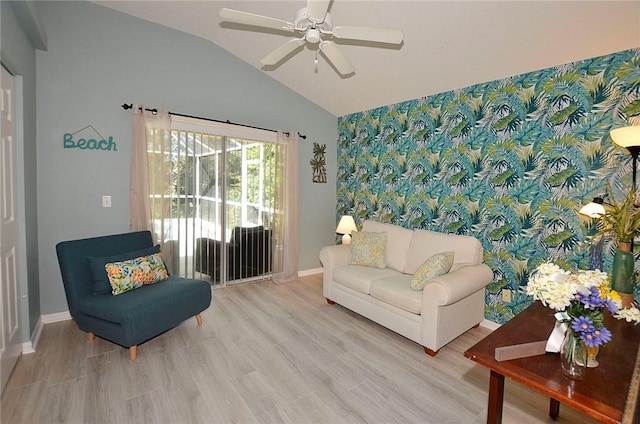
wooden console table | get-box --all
[465,302,640,424]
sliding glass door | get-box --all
[147,118,277,287]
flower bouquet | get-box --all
[526,262,640,379]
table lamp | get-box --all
[578,197,609,271]
[336,215,357,244]
[578,197,606,218]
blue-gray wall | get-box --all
[1,2,42,340]
[35,1,337,315]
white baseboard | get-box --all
[22,311,72,354]
[41,311,72,324]
[22,342,35,354]
[299,267,322,277]
[22,315,42,354]
[480,319,500,331]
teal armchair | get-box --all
[56,231,211,359]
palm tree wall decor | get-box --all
[311,142,327,183]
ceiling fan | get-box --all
[219,0,404,76]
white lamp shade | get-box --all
[578,202,606,218]
[611,126,640,148]
[336,215,357,235]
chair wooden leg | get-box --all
[424,346,438,357]
[88,332,95,341]
[196,313,203,326]
[129,345,137,360]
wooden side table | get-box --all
[465,302,640,424]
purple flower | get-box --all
[580,327,611,348]
[571,316,594,334]
[581,332,597,348]
[576,287,606,310]
[595,327,612,344]
[605,299,619,314]
[574,291,587,304]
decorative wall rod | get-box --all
[121,103,306,139]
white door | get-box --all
[0,64,21,393]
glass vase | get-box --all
[560,328,588,380]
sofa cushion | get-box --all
[410,251,454,291]
[350,231,387,269]
[77,276,211,346]
[370,275,422,315]
[362,220,413,272]
[403,230,483,274]
[333,265,400,294]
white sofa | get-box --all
[319,220,493,356]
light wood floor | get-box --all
[2,273,597,424]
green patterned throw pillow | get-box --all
[105,252,169,295]
[87,244,162,295]
[349,231,387,269]
[410,251,454,290]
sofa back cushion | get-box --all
[362,220,414,272]
[403,230,484,275]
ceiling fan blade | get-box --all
[306,0,331,22]
[319,41,355,76]
[220,8,294,31]
[261,38,306,66]
[332,26,404,44]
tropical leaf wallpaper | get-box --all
[337,48,640,324]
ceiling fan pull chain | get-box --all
[314,49,319,73]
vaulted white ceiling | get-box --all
[93,1,640,117]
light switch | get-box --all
[102,195,112,208]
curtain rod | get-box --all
[121,103,306,139]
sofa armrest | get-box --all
[319,244,351,270]
[422,264,493,306]
[319,244,351,299]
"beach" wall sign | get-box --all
[63,133,117,151]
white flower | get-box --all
[573,269,608,288]
[525,263,577,311]
[615,306,640,324]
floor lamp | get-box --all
[611,126,640,188]
[610,125,640,305]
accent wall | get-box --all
[337,49,640,324]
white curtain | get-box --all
[129,106,174,267]
[272,130,299,284]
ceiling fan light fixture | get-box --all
[306,28,321,44]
